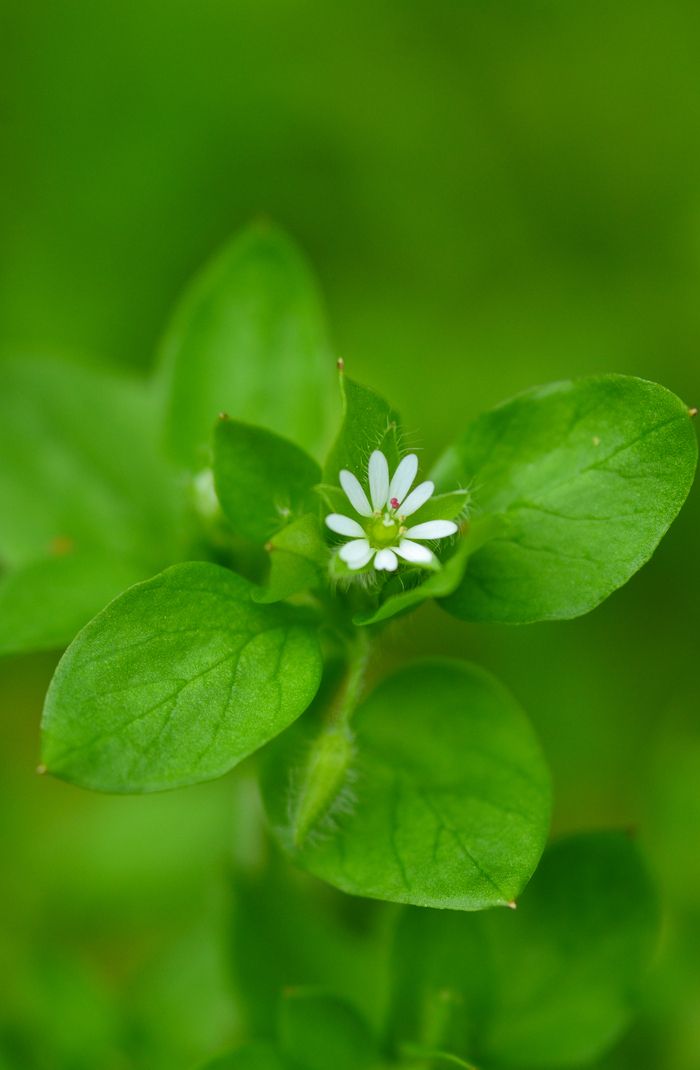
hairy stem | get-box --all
[327,625,372,729]
[291,628,372,847]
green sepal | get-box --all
[253,513,328,604]
[406,489,470,525]
[323,375,401,483]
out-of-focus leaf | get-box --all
[278,989,379,1070]
[158,223,337,468]
[0,551,144,655]
[0,356,180,572]
[198,1042,289,1069]
[389,831,659,1068]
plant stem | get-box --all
[327,625,371,730]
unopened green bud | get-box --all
[292,724,355,847]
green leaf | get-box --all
[40,562,322,792]
[158,223,337,468]
[0,356,180,572]
[389,831,659,1069]
[323,376,401,484]
[264,659,551,910]
[198,1043,290,1070]
[230,846,392,1038]
[213,418,321,542]
[0,551,146,655]
[278,989,379,1070]
[253,514,328,604]
[432,375,697,623]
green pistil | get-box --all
[367,514,400,548]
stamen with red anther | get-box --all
[390,497,400,510]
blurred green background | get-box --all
[1,1,698,1067]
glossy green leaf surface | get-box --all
[390,832,659,1069]
[41,562,322,792]
[214,418,321,543]
[433,376,697,623]
[264,659,551,910]
[158,223,337,468]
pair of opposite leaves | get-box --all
[39,367,697,913]
[1,225,694,910]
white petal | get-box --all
[339,538,372,563]
[388,453,418,505]
[374,548,398,571]
[404,520,458,540]
[368,450,390,509]
[341,541,374,570]
[347,548,374,570]
[399,480,435,516]
[339,470,372,517]
[325,513,365,537]
[395,538,434,564]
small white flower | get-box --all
[325,450,459,572]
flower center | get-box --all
[367,515,400,548]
